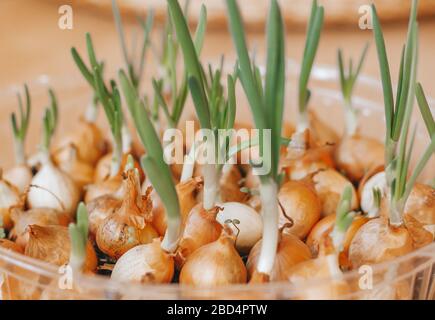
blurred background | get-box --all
[0,0,434,167]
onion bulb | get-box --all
[334,135,384,183]
[24,224,97,272]
[96,170,157,259]
[312,169,359,217]
[150,177,203,236]
[247,231,311,282]
[94,153,144,183]
[86,195,121,239]
[278,180,321,239]
[306,213,368,268]
[111,238,174,284]
[286,253,350,300]
[308,111,339,147]
[404,183,435,236]
[4,164,32,194]
[55,144,94,190]
[348,217,414,268]
[179,227,247,287]
[0,238,23,253]
[216,202,262,255]
[84,175,123,204]
[175,204,223,267]
[52,117,107,166]
[0,171,21,230]
[27,160,80,216]
[219,164,247,203]
[9,208,70,248]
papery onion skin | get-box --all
[278,180,321,239]
[306,213,368,269]
[312,169,359,217]
[4,164,32,194]
[24,225,97,272]
[334,135,384,183]
[247,232,311,282]
[216,202,262,255]
[52,118,107,166]
[111,239,174,284]
[404,183,435,235]
[86,195,121,239]
[96,172,156,259]
[175,204,223,267]
[0,238,23,253]
[308,111,339,147]
[0,177,21,230]
[27,162,80,216]
[10,208,70,248]
[84,175,123,204]
[179,232,247,287]
[219,165,247,203]
[55,147,95,190]
[286,255,350,300]
[94,153,145,183]
[348,217,414,268]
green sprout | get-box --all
[10,84,31,165]
[41,89,58,155]
[337,44,369,136]
[68,202,89,272]
[331,185,356,252]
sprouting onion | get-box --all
[68,202,89,272]
[337,44,369,136]
[297,0,324,132]
[119,70,181,253]
[10,85,31,165]
[330,185,356,252]
[372,0,434,226]
[226,0,285,277]
[72,34,124,177]
[168,0,238,210]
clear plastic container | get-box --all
[0,62,434,300]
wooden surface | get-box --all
[0,0,434,166]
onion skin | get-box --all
[179,231,247,287]
[84,175,123,204]
[10,208,70,248]
[306,213,368,269]
[247,232,311,282]
[308,111,339,147]
[27,162,80,216]
[4,164,32,194]
[282,146,335,181]
[216,202,262,255]
[0,177,21,230]
[96,171,157,259]
[312,169,359,217]
[219,165,247,203]
[52,118,107,166]
[0,238,23,253]
[111,239,174,284]
[86,195,121,239]
[404,183,435,235]
[286,255,350,300]
[334,135,384,183]
[24,225,97,272]
[348,217,414,268]
[175,204,223,267]
[278,181,321,239]
[151,177,203,236]
[94,153,144,183]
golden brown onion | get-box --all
[175,204,223,267]
[84,175,123,204]
[404,183,435,235]
[96,171,157,259]
[219,164,247,203]
[111,239,174,284]
[334,135,384,183]
[278,180,321,239]
[24,225,97,272]
[312,169,359,217]
[52,118,107,166]
[247,232,311,282]
[86,195,121,240]
[10,208,70,248]
[179,228,247,287]
[0,172,21,230]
